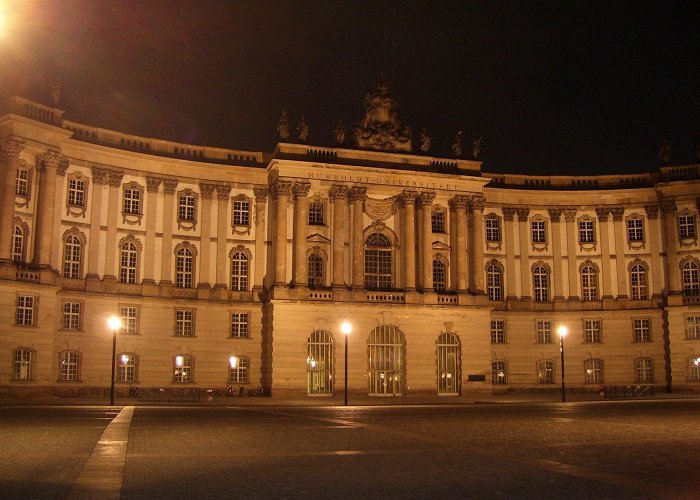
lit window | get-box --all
[490,320,505,344]
[433,259,446,291]
[584,359,603,384]
[487,262,503,301]
[307,330,334,395]
[233,199,250,226]
[230,312,249,338]
[431,210,445,233]
[367,325,405,396]
[118,353,137,382]
[682,261,699,294]
[678,214,696,239]
[686,315,700,340]
[175,309,194,337]
[364,233,392,290]
[581,265,598,301]
[175,247,194,288]
[485,217,501,242]
[62,302,81,330]
[627,217,644,242]
[635,358,654,383]
[583,319,601,343]
[178,194,196,221]
[13,349,33,381]
[633,318,651,342]
[437,332,460,394]
[229,355,249,384]
[689,356,700,381]
[536,320,552,344]
[531,220,546,243]
[308,202,325,225]
[230,252,249,291]
[491,360,507,385]
[578,219,595,243]
[173,355,193,382]
[123,188,141,214]
[120,242,138,284]
[533,265,549,302]
[120,307,138,335]
[307,253,324,288]
[630,263,648,300]
[537,360,554,384]
[16,295,35,326]
[63,235,82,279]
[59,351,80,381]
[67,178,85,207]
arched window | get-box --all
[63,235,82,279]
[173,354,193,382]
[12,225,24,262]
[682,261,699,294]
[580,264,598,301]
[433,259,446,291]
[364,233,392,290]
[367,325,405,396]
[307,253,325,288]
[13,348,33,381]
[584,358,604,384]
[634,358,654,383]
[175,247,194,288]
[532,265,549,302]
[307,330,334,395]
[537,360,554,384]
[486,261,503,301]
[491,360,507,385]
[120,242,138,284]
[231,251,249,291]
[59,351,81,381]
[229,355,249,384]
[436,333,460,394]
[630,262,648,300]
[117,353,138,382]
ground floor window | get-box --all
[537,360,554,384]
[689,356,700,381]
[585,358,603,384]
[307,330,334,395]
[174,355,193,382]
[635,358,654,383]
[436,332,460,394]
[492,360,507,385]
[118,353,137,382]
[229,356,249,384]
[59,351,80,381]
[368,325,405,396]
[13,349,32,381]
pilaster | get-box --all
[292,181,311,287]
[349,186,367,289]
[329,184,348,288]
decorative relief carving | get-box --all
[146,177,162,192]
[502,206,517,221]
[398,190,419,207]
[516,207,530,221]
[162,179,179,194]
[107,171,124,188]
[348,186,367,203]
[595,207,610,221]
[644,204,659,219]
[57,158,70,176]
[270,180,292,200]
[609,207,625,221]
[38,150,63,170]
[353,79,412,152]
[448,195,469,211]
[1,141,24,159]
[563,208,577,223]
[253,186,269,203]
[293,181,311,199]
[216,185,231,200]
[417,192,436,207]
[660,198,677,214]
[548,208,563,222]
[470,194,485,212]
[365,196,398,222]
[91,167,109,185]
[328,184,348,201]
[199,183,216,199]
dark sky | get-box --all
[2,0,699,174]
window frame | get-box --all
[431,207,446,233]
[232,195,251,227]
[536,319,553,344]
[577,217,596,245]
[308,200,326,226]
[230,248,250,292]
[530,217,547,245]
[484,214,502,243]
[678,211,697,240]
[174,243,197,288]
[16,294,36,327]
[634,357,654,383]
[230,311,250,339]
[229,355,250,384]
[625,214,645,244]
[490,319,506,344]
[364,232,393,291]
[432,256,447,291]
[173,354,194,383]
[629,261,649,300]
[491,360,507,385]
[584,358,604,384]
[580,262,599,302]
[174,308,195,337]
[686,314,700,340]
[681,259,699,295]
[532,264,550,302]
[13,348,34,381]
[62,231,84,279]
[633,317,651,343]
[583,318,602,343]
[122,183,143,215]
[537,360,554,384]
[117,352,138,383]
[307,250,326,288]
[61,300,82,331]
[58,350,81,382]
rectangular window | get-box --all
[536,320,552,344]
[585,359,603,384]
[485,218,501,242]
[13,349,32,381]
[16,295,35,326]
[230,312,249,338]
[635,358,654,383]
[686,315,700,339]
[583,319,601,343]
[490,320,506,344]
[67,179,85,207]
[123,188,141,214]
[431,211,445,233]
[62,302,81,330]
[175,309,194,337]
[578,220,595,243]
[16,168,29,197]
[59,352,79,381]
[308,202,325,225]
[531,220,546,243]
[627,218,644,242]
[118,354,137,382]
[537,361,554,384]
[229,356,249,383]
[233,200,250,226]
[174,355,192,382]
[179,195,195,221]
[679,214,696,239]
[121,306,138,335]
[633,318,651,342]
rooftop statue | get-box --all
[452,131,463,158]
[419,128,431,153]
[50,77,62,107]
[297,116,309,143]
[659,138,671,164]
[472,132,482,159]
[277,111,290,141]
[353,78,412,152]
[333,120,346,145]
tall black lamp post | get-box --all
[341,321,352,406]
[108,316,122,406]
[557,325,568,403]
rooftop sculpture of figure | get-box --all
[452,131,463,158]
[50,77,62,107]
[297,116,309,143]
[472,132,482,159]
[333,120,346,145]
[277,111,290,141]
[658,138,671,164]
[419,128,431,153]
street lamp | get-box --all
[557,325,568,403]
[341,321,352,406]
[107,316,122,406]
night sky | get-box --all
[1,0,699,174]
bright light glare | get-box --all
[229,356,238,369]
[341,321,352,335]
[557,325,568,338]
[108,316,122,331]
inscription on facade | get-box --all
[307,171,458,190]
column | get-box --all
[645,204,662,296]
[448,195,469,291]
[595,207,612,298]
[159,179,178,284]
[548,208,564,300]
[661,198,680,293]
[215,185,231,288]
[329,184,348,288]
[86,168,108,278]
[503,207,517,298]
[399,190,418,290]
[517,207,530,299]
[349,186,367,289]
[33,151,62,268]
[103,171,124,280]
[292,181,311,287]
[253,186,268,289]
[0,141,24,261]
[418,192,436,291]
[470,194,485,294]
[198,183,216,287]
[610,207,628,299]
[563,208,578,299]
[272,180,292,286]
[143,177,161,284]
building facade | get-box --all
[1,87,699,401]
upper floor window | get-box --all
[533,265,549,302]
[485,216,501,242]
[178,193,196,221]
[490,320,506,344]
[230,312,249,338]
[16,167,30,197]
[12,225,25,262]
[630,262,649,300]
[173,355,193,383]
[531,219,546,244]
[491,360,507,385]
[16,295,35,326]
[678,213,696,239]
[364,233,392,290]
[307,252,325,288]
[580,264,598,301]
[308,201,325,225]
[120,306,138,335]
[486,261,503,301]
[536,320,552,344]
[123,186,141,214]
[686,315,700,340]
[63,235,82,279]
[682,261,699,294]
[175,246,194,288]
[626,216,644,242]
[431,209,446,233]
[120,241,138,284]
[583,319,602,343]
[230,251,249,291]
[175,309,194,337]
[584,358,603,384]
[62,301,81,330]
[67,177,86,207]
[13,348,33,381]
[433,259,446,291]
[578,219,595,243]
[633,318,651,342]
[59,351,81,381]
[232,198,250,226]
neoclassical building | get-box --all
[1,84,699,400]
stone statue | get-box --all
[419,128,431,153]
[695,134,700,162]
[333,120,346,145]
[452,131,463,158]
[659,138,671,164]
[353,78,412,152]
[472,132,482,159]
[50,77,62,107]
[277,111,290,141]
[297,116,309,143]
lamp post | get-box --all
[557,325,568,403]
[341,321,352,406]
[107,316,122,406]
